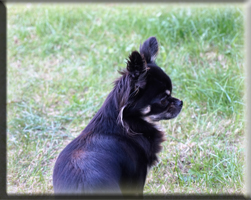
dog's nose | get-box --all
[175,100,183,106]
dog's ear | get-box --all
[126,51,147,89]
[139,36,159,63]
[127,51,147,79]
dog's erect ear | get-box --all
[127,51,147,80]
[126,51,147,89]
[139,36,159,63]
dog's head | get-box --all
[117,37,183,129]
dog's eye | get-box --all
[160,96,168,106]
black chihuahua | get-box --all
[53,37,183,195]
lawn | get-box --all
[7,3,245,194]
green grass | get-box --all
[7,3,244,194]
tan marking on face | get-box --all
[166,90,170,95]
[141,105,151,115]
[143,116,153,123]
[142,116,162,131]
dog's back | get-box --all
[53,89,151,194]
[53,120,149,194]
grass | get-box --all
[7,3,245,194]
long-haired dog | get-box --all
[53,37,183,195]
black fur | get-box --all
[53,37,183,195]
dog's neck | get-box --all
[122,116,165,165]
[81,80,165,166]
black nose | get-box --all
[175,100,183,106]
